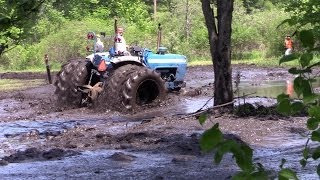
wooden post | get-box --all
[44,54,52,84]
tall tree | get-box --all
[201,0,234,108]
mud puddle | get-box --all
[0,117,143,157]
[0,149,237,179]
[237,78,320,98]
[0,145,318,179]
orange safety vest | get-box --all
[285,39,293,49]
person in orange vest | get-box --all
[284,35,293,56]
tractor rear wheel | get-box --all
[122,67,166,111]
[54,59,89,106]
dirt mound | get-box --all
[1,147,80,165]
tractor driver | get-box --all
[114,27,130,56]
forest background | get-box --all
[0,0,301,71]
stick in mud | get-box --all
[44,54,52,84]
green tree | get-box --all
[0,0,45,55]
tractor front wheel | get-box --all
[122,67,166,111]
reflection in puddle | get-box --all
[237,78,320,98]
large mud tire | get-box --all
[54,59,89,107]
[122,67,166,111]
[96,64,141,110]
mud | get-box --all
[0,65,319,179]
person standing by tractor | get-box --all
[284,35,293,56]
[94,35,104,53]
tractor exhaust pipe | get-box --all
[157,23,162,52]
[114,18,118,34]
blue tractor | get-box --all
[54,24,187,111]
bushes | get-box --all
[232,0,292,60]
[0,0,296,70]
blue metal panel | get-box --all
[145,52,187,82]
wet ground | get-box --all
[0,64,319,179]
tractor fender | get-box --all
[110,56,143,66]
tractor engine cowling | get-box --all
[144,51,187,90]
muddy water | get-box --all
[0,78,319,179]
[238,78,320,98]
[0,149,237,179]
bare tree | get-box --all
[201,0,234,108]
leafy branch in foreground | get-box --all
[277,29,320,177]
[199,117,268,179]
[199,113,299,180]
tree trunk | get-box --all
[201,0,234,108]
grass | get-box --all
[0,79,46,92]
[188,56,287,68]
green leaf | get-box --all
[214,148,224,164]
[278,168,298,180]
[232,172,249,180]
[288,67,311,75]
[291,101,304,113]
[232,144,254,172]
[307,118,320,130]
[309,106,320,119]
[200,123,223,152]
[293,76,312,98]
[300,53,313,68]
[312,147,320,160]
[198,113,207,125]
[279,53,300,65]
[299,30,315,49]
[214,140,237,163]
[277,93,290,102]
[300,159,307,168]
[277,99,291,115]
[311,130,320,142]
[251,171,268,180]
[303,94,318,104]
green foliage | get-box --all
[0,0,45,54]
[232,0,292,59]
[198,113,207,125]
[278,168,298,180]
[0,0,299,70]
[277,29,320,177]
[199,120,268,179]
